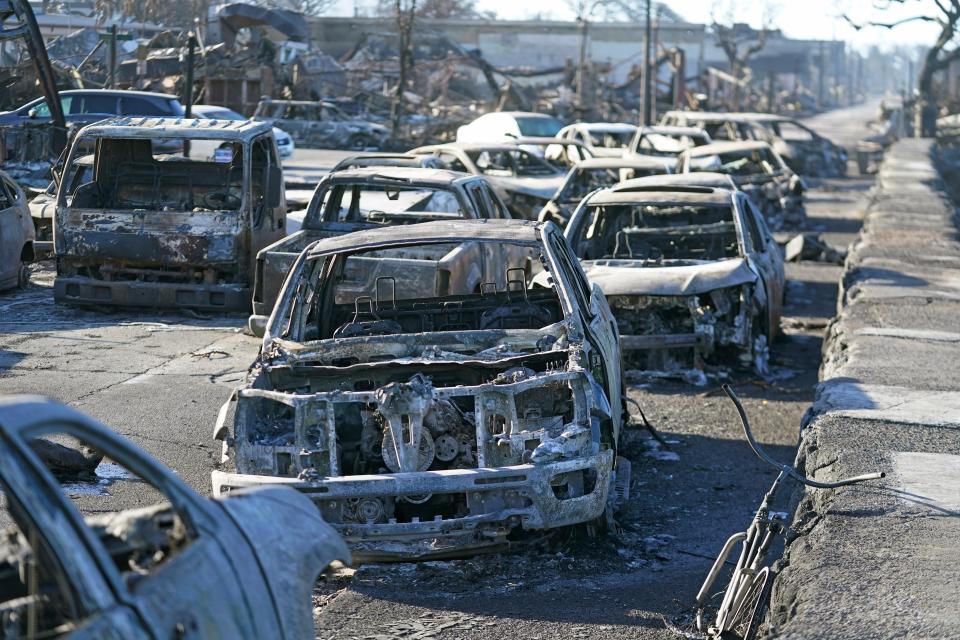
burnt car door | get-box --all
[546,227,623,443]
[0,176,27,288]
[0,399,284,640]
[0,440,149,639]
[738,194,784,336]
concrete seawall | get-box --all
[768,138,960,639]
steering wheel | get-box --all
[203,190,242,210]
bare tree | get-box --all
[710,2,773,110]
[95,0,212,28]
[844,0,960,129]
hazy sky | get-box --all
[333,0,941,50]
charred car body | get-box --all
[659,111,767,143]
[0,168,34,290]
[739,113,848,177]
[410,143,565,220]
[677,141,805,229]
[627,125,712,158]
[537,156,672,227]
[565,185,784,374]
[53,117,287,311]
[215,220,626,560]
[0,395,348,640]
[252,166,512,316]
[253,98,389,150]
[511,136,594,168]
[556,122,638,158]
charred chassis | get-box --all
[215,220,626,561]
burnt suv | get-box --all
[213,219,627,560]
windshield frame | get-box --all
[55,133,251,214]
[266,233,570,347]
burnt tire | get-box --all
[16,262,29,289]
[347,134,371,151]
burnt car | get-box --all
[565,185,784,375]
[538,156,672,227]
[1,169,34,290]
[677,141,805,229]
[512,136,594,168]
[53,117,287,311]
[28,153,93,254]
[253,99,389,150]
[252,167,512,317]
[659,111,767,143]
[214,220,626,561]
[0,395,348,640]
[410,143,565,219]
[627,125,712,158]
[739,113,847,177]
[557,122,638,158]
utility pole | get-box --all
[577,14,588,108]
[108,24,117,89]
[642,0,653,125]
[184,32,196,118]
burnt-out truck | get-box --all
[53,117,286,310]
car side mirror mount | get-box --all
[248,314,268,338]
[27,108,37,119]
[267,164,283,208]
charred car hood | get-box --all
[491,176,565,199]
[581,257,757,297]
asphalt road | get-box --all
[0,101,880,639]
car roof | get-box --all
[638,125,708,136]
[75,116,272,140]
[683,140,773,157]
[586,185,735,206]
[614,171,736,190]
[514,136,588,147]
[574,156,670,170]
[192,104,236,112]
[306,219,545,257]
[571,122,638,132]
[323,165,472,185]
[662,110,756,123]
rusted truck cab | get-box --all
[53,117,286,311]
